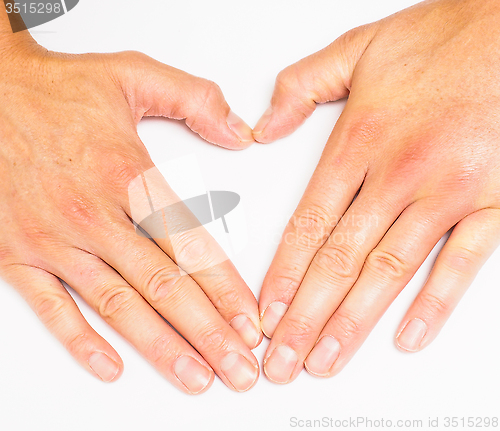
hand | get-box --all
[0,10,261,394]
[255,0,500,383]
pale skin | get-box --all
[0,6,262,394]
[1,0,499,393]
[255,0,500,383]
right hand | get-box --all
[0,28,260,393]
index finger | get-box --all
[127,164,262,349]
[259,115,367,338]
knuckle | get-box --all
[174,232,216,269]
[344,114,384,147]
[336,25,372,60]
[365,248,409,280]
[97,286,136,319]
[194,326,229,355]
[313,244,359,282]
[203,80,223,97]
[283,313,318,347]
[64,333,91,357]
[19,217,55,247]
[101,153,145,191]
[417,290,450,316]
[31,292,94,357]
[209,282,243,315]
[275,65,314,112]
[59,193,97,227]
[275,65,300,92]
[145,267,184,303]
[115,50,150,69]
[32,292,67,324]
[196,79,224,108]
[332,309,365,338]
[125,50,147,61]
[337,27,360,47]
[286,206,332,249]
[185,79,226,136]
[145,334,175,365]
[440,247,477,276]
[265,273,301,299]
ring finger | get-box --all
[55,250,215,394]
[90,217,259,392]
[304,200,462,377]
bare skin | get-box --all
[0,6,262,394]
[255,0,500,383]
[3,0,499,392]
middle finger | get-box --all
[127,166,262,348]
[263,186,407,384]
[93,215,259,392]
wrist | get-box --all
[1,1,40,61]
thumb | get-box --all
[109,51,254,150]
[253,24,378,144]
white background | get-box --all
[1,0,499,430]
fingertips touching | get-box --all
[252,24,377,143]
[108,51,254,150]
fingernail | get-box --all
[253,106,273,136]
[174,356,212,394]
[397,318,427,352]
[220,352,259,392]
[88,352,119,383]
[261,301,288,338]
[305,336,341,376]
[226,110,254,143]
[264,345,298,384]
[230,314,261,349]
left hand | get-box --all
[254,0,500,383]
